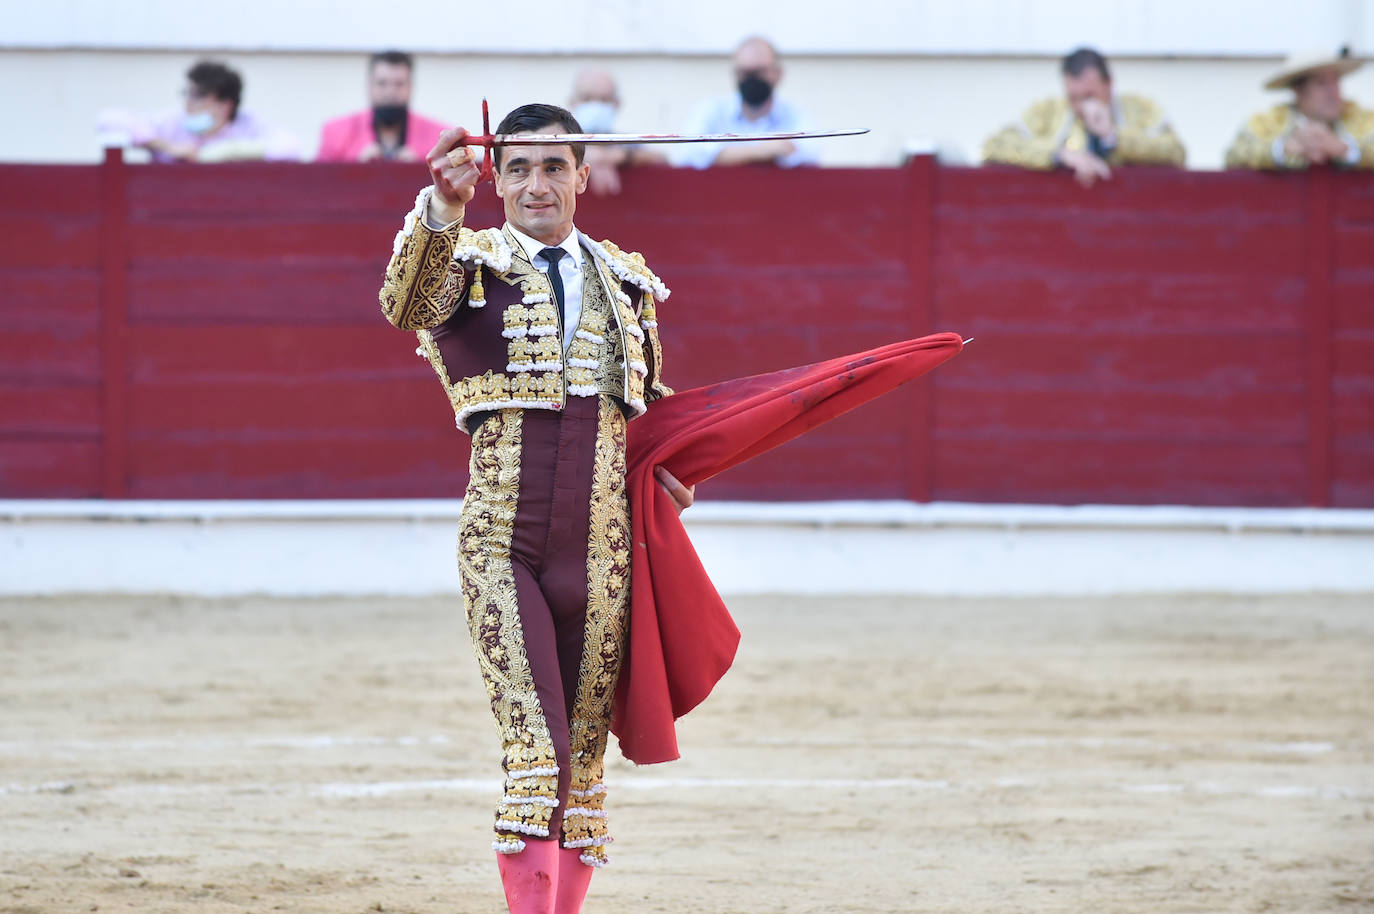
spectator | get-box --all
[983,47,1185,187]
[316,51,449,162]
[1225,48,1374,170]
[677,36,819,169]
[105,60,299,163]
[568,67,667,195]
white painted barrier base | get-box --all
[2,500,1372,597]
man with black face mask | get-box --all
[677,35,820,169]
[317,50,450,162]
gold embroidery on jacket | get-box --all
[638,297,672,400]
[398,220,672,431]
[569,258,626,400]
[380,220,467,331]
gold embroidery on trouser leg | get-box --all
[457,410,561,852]
[561,396,632,866]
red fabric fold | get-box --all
[611,332,965,764]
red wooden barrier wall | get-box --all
[1,151,1370,506]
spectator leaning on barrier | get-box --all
[676,35,819,169]
[317,51,450,163]
[568,67,668,196]
[110,60,299,163]
[1224,48,1374,170]
[983,47,1185,187]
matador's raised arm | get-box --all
[379,189,469,331]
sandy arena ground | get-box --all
[1,592,1372,913]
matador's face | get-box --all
[493,125,591,247]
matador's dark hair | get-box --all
[1061,47,1111,82]
[493,103,585,170]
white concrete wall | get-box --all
[1,0,1372,170]
[7,0,1372,55]
[4,501,1373,597]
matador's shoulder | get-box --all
[453,225,514,274]
[583,236,672,302]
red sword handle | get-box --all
[454,98,496,183]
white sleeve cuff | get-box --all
[421,188,464,231]
[1271,135,1289,167]
[1337,128,1361,166]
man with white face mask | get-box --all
[676,36,820,169]
[567,67,667,195]
[119,60,299,163]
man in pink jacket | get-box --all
[316,51,449,162]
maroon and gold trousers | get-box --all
[458,394,630,868]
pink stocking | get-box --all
[496,840,559,914]
[554,845,595,914]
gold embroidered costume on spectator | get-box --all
[1225,101,1374,169]
[1224,49,1373,170]
[983,94,1185,169]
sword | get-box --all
[452,98,869,181]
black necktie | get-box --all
[540,247,566,311]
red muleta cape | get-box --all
[610,332,965,764]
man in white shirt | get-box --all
[677,35,820,169]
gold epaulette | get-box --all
[452,227,514,309]
[453,226,514,274]
[589,238,671,302]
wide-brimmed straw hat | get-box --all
[1264,47,1366,90]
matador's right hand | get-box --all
[426,127,482,224]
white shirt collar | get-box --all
[506,224,583,268]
